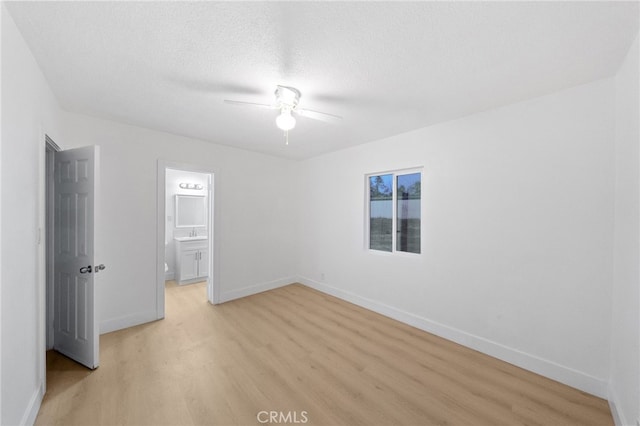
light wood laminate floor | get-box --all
[36,282,613,426]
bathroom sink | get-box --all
[174,236,208,242]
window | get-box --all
[367,169,421,254]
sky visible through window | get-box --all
[397,173,420,197]
[370,174,393,199]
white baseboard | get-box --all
[220,277,294,303]
[608,385,631,426]
[100,310,158,334]
[21,380,44,426]
[99,277,293,333]
[298,276,608,399]
[164,272,174,281]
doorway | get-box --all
[156,161,216,319]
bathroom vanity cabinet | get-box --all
[174,237,209,285]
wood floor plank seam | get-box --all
[279,286,606,417]
[35,282,613,426]
[264,287,572,424]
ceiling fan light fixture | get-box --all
[224,85,341,139]
[276,109,296,131]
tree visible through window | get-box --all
[368,170,421,254]
[369,174,393,251]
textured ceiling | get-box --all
[5,1,639,160]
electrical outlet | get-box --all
[320,272,326,282]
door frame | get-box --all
[39,134,62,395]
[45,136,61,350]
[156,160,218,319]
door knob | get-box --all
[79,265,92,274]
[95,264,106,273]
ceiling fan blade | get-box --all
[295,108,343,123]
[223,100,278,109]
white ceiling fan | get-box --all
[224,85,342,144]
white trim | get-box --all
[99,310,158,335]
[219,277,294,303]
[20,381,44,426]
[297,276,608,399]
[92,146,101,368]
[156,162,165,318]
[36,129,46,417]
[207,173,217,304]
[608,385,631,426]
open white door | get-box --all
[53,145,100,369]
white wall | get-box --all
[59,111,297,332]
[164,169,209,279]
[1,5,63,425]
[610,33,640,426]
[296,78,616,397]
[0,7,4,423]
[2,5,296,422]
[1,2,636,423]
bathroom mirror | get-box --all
[175,195,206,227]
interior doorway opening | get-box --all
[156,161,216,319]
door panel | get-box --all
[198,248,209,279]
[53,146,99,369]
